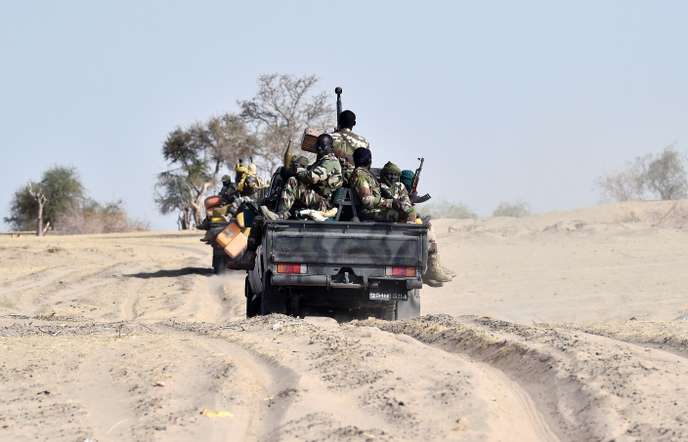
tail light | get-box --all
[386,266,417,277]
[276,263,307,274]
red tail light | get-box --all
[386,266,417,277]
[276,263,307,274]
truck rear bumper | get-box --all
[270,274,422,290]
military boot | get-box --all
[423,277,444,288]
[424,252,452,284]
[441,262,457,278]
[432,244,456,278]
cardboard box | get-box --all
[301,128,321,153]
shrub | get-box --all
[597,146,687,201]
[492,201,530,217]
[645,147,688,200]
[418,201,477,219]
[55,200,149,234]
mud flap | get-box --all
[395,289,421,320]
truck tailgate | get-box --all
[266,221,428,268]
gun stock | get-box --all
[411,157,431,204]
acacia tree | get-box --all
[239,74,334,171]
[155,114,257,229]
[5,166,85,234]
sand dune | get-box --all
[1,200,687,441]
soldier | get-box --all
[379,162,417,223]
[261,134,343,220]
[332,110,369,183]
[263,155,310,211]
[350,148,408,222]
[398,168,456,285]
[352,150,452,286]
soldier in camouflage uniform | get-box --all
[397,168,455,285]
[262,134,343,220]
[350,149,409,222]
[225,175,261,217]
[379,162,417,223]
[263,155,310,211]
[352,150,452,286]
[331,110,369,183]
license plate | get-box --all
[369,290,408,301]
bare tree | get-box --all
[239,73,334,171]
[597,146,687,202]
[27,183,48,236]
[597,155,650,202]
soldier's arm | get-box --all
[297,160,328,185]
[394,183,415,214]
[355,180,378,209]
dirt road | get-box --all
[2,201,688,441]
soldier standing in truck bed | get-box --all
[332,110,369,183]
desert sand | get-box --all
[1,200,688,441]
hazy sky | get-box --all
[1,1,686,229]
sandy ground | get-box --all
[1,200,688,441]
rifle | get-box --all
[411,157,432,204]
[335,87,342,131]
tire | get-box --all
[245,276,260,318]
[259,274,287,315]
[395,289,421,320]
[212,253,227,274]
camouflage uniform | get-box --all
[332,128,369,183]
[379,162,417,222]
[279,152,343,215]
[350,166,402,222]
[380,182,416,219]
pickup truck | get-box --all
[244,205,429,320]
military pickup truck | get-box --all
[244,195,429,320]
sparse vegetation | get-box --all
[644,147,688,200]
[492,201,530,218]
[56,199,149,234]
[598,146,687,202]
[5,166,85,234]
[5,166,147,235]
[418,201,477,219]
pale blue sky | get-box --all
[1,1,686,229]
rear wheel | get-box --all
[212,253,227,274]
[260,274,287,315]
[245,276,260,318]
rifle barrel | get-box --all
[335,87,342,131]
